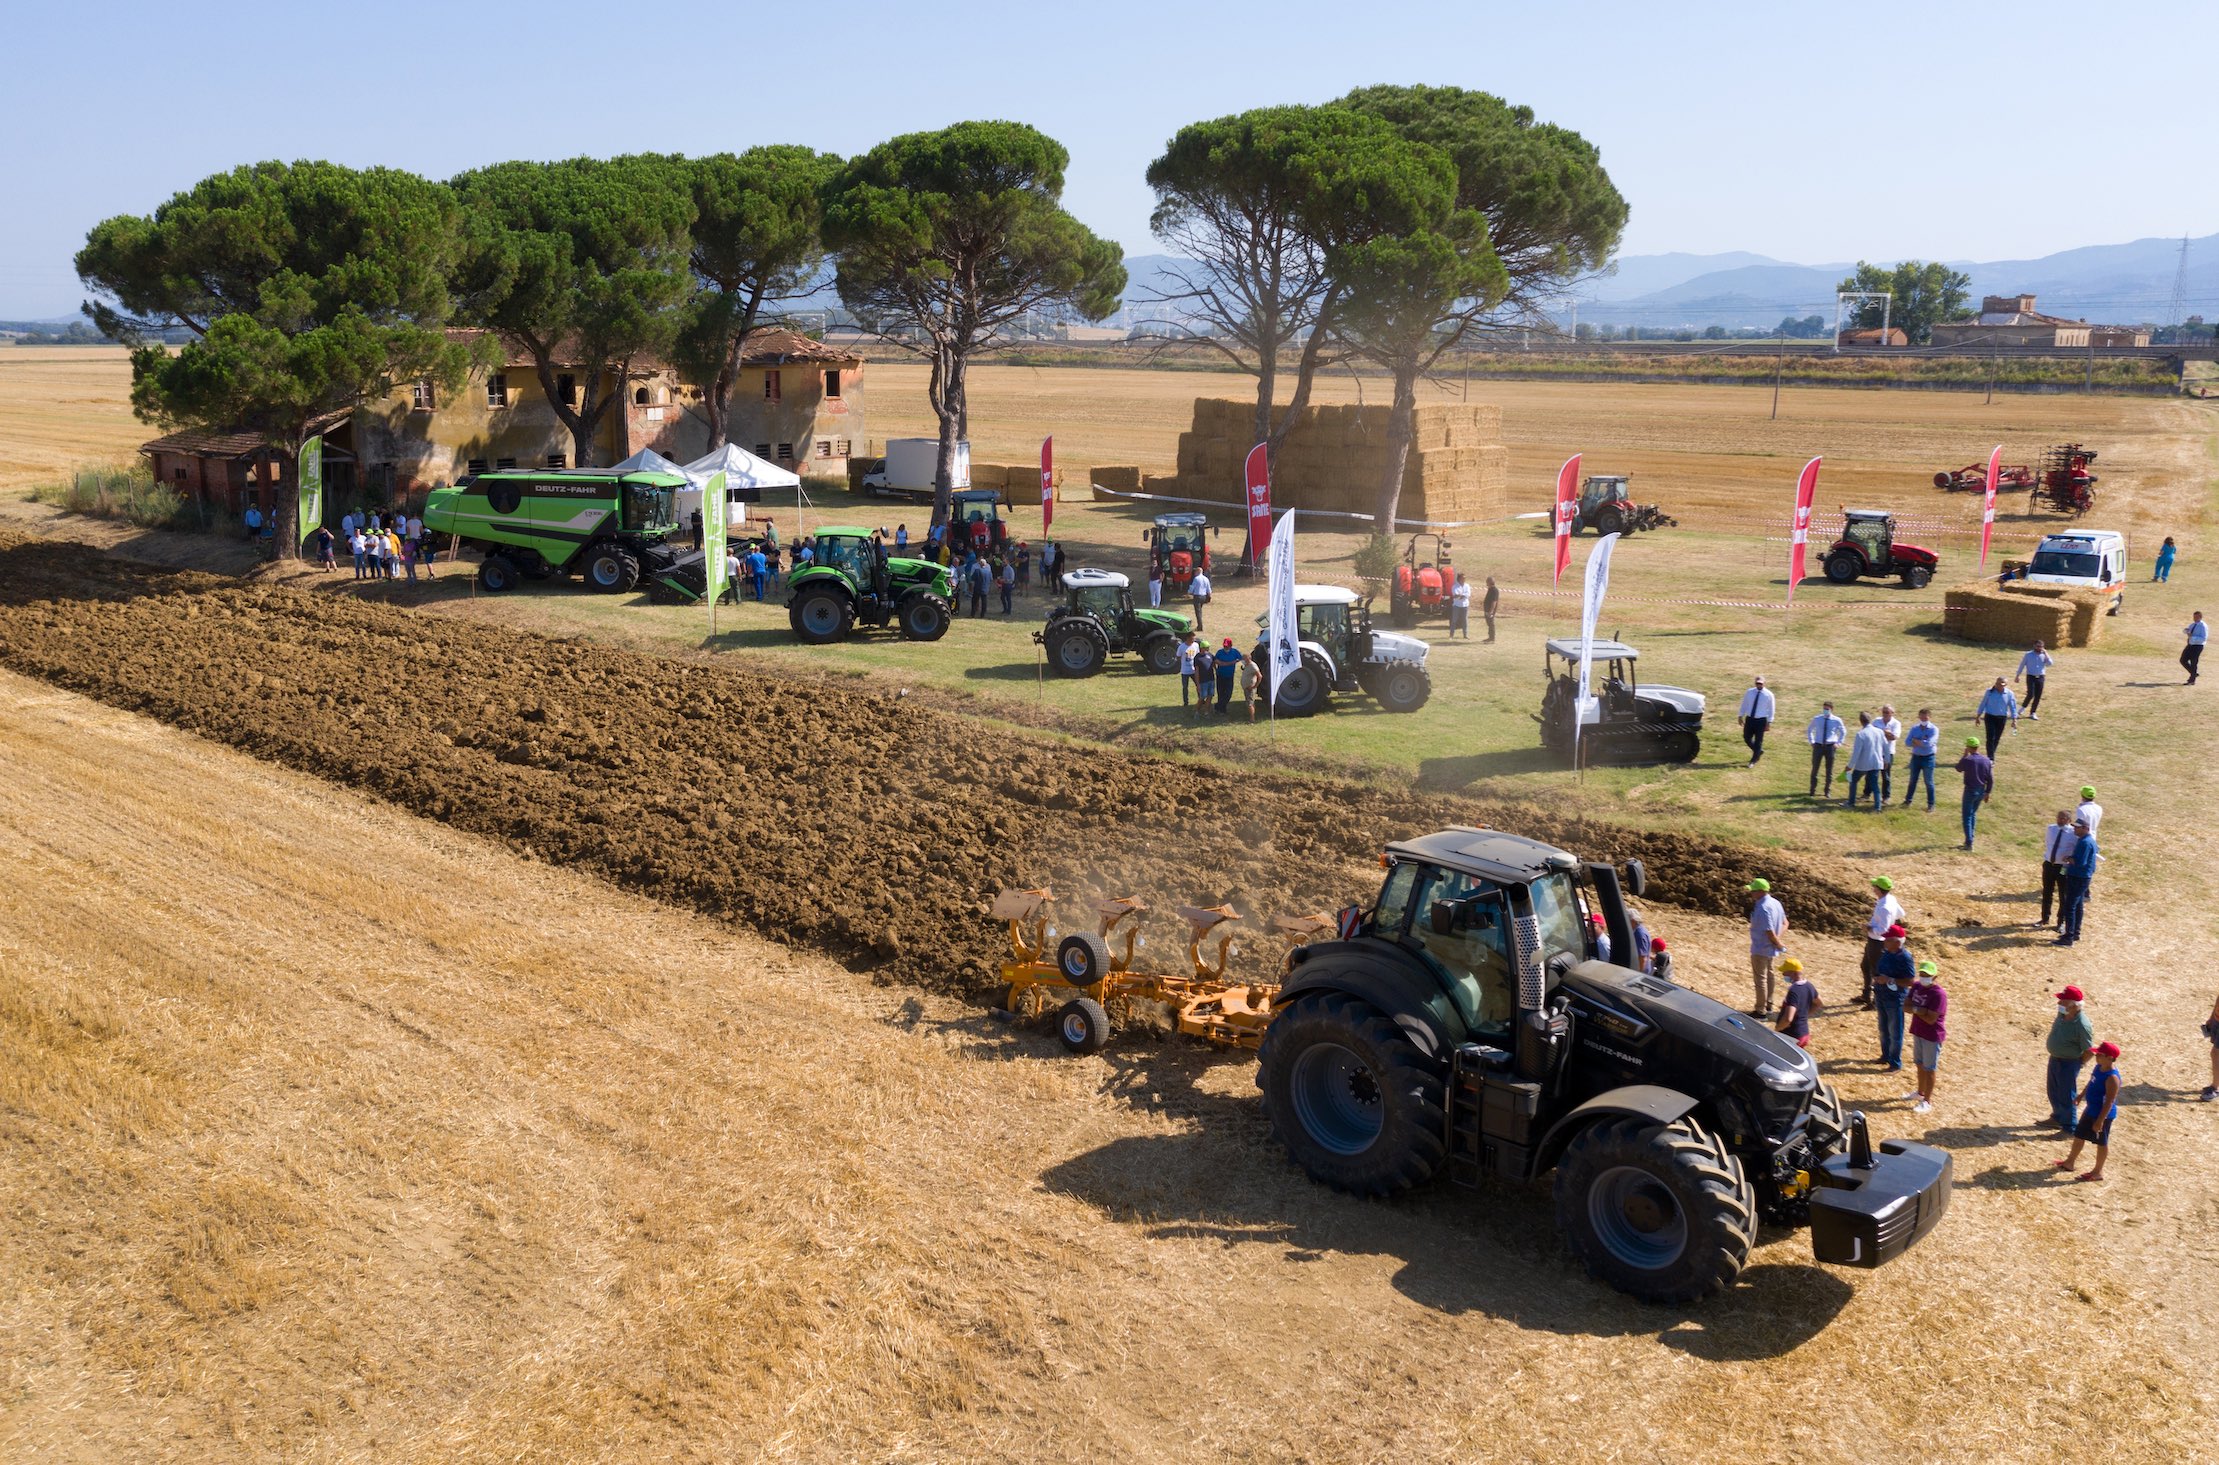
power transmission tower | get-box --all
[2165,236,2190,331]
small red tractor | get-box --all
[1570,475,1676,537]
[2033,445,2098,515]
[1821,509,1939,589]
[1933,460,2034,492]
[1144,512,1215,592]
[1389,532,1456,627]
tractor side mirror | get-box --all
[1429,901,1458,936]
[1624,859,1648,899]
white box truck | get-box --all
[862,438,968,497]
[2023,529,2128,613]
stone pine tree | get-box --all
[822,121,1125,525]
[1143,105,1445,466]
[1337,85,1627,530]
[448,157,694,469]
[660,147,842,450]
[75,160,475,556]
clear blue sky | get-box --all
[1,0,2205,318]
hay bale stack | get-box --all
[1945,581,2074,647]
[967,463,1009,491]
[1161,397,1509,520]
[1995,582,2106,646]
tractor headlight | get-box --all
[1754,1060,1811,1091]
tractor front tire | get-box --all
[583,545,640,594]
[477,555,520,593]
[1045,620,1110,678]
[1367,663,1433,714]
[1257,991,1445,1197]
[1056,997,1112,1055]
[898,592,952,642]
[1553,1116,1756,1304]
[1823,550,1863,584]
[1141,634,1181,676]
[1902,565,1933,590]
[790,586,855,644]
[1266,649,1335,717]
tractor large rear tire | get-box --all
[1594,507,1625,539]
[898,592,952,642]
[1367,663,1433,715]
[1257,991,1445,1197]
[1045,619,1110,678]
[583,545,640,594]
[1823,550,1862,585]
[790,586,855,645]
[1553,1115,1756,1304]
[1390,592,1417,629]
[1266,649,1335,717]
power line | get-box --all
[2166,236,2191,328]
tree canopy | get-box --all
[449,157,695,468]
[659,146,841,449]
[1835,260,1973,343]
[824,120,1124,520]
[75,159,475,552]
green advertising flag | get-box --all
[297,435,324,544]
[702,471,729,605]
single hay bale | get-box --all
[1092,465,1141,492]
[967,463,1009,491]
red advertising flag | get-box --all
[1979,443,2001,568]
[1786,456,1822,603]
[1553,454,1582,585]
[1244,443,1271,570]
[1040,436,1054,536]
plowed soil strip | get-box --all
[0,534,1868,993]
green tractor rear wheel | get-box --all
[1045,619,1110,678]
[790,586,855,644]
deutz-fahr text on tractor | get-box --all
[1572,475,1676,537]
[1389,532,1456,628]
[1537,638,1705,765]
[1036,567,1191,677]
[1252,586,1432,715]
[1821,509,1938,589]
[990,827,1952,1302]
[424,468,696,596]
[786,527,954,644]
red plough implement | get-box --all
[1934,462,2033,492]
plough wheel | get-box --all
[1057,998,1112,1055]
[1057,932,1112,985]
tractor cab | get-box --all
[1146,512,1215,590]
[1063,566,1136,625]
[949,489,1009,552]
[814,530,888,595]
[1580,475,1630,516]
[1823,509,1938,588]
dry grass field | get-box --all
[5,351,2219,1460]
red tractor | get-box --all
[1821,509,1939,589]
[2033,445,2098,516]
[1389,533,1457,627]
[1933,460,2034,492]
[1570,474,1676,537]
[1144,512,1215,592]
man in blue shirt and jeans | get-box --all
[1976,677,2020,758]
[2057,816,2098,945]
[1872,924,1914,1071]
[1899,708,1940,810]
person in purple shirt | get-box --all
[1955,737,1994,850]
[1905,960,1947,1114]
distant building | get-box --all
[1836,327,1908,347]
[1927,293,2150,349]
[141,328,866,513]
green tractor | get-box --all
[1036,568,1191,676]
[786,527,954,644]
[422,468,694,594]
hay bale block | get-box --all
[1093,465,1141,492]
[968,463,1009,491]
[1945,582,2073,646]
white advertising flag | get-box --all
[1266,509,1299,695]
[1573,531,1620,767]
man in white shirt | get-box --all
[1805,700,1846,797]
[1845,711,1888,811]
[1862,874,1904,1006]
[1875,703,1904,803]
[1187,568,1213,633]
[2075,785,2103,838]
[2039,809,2078,930]
[1449,574,1473,639]
[1738,676,1775,765]
[2184,612,2207,684]
[2017,640,2054,719]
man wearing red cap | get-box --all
[1872,925,1914,1071]
[2046,986,2095,1133]
[2056,1041,2121,1182]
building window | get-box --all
[496,457,516,470]
[815,440,833,458]
[557,373,576,407]
[633,385,650,406]
[467,458,488,476]
[824,369,842,398]
[412,379,435,410]
[836,439,851,456]
[487,373,509,408]
[776,443,793,462]
[546,453,566,469]
[764,370,781,402]
[755,444,771,458]
[173,465,187,481]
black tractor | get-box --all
[1036,567,1191,677]
[1260,828,1952,1302]
[1536,638,1706,765]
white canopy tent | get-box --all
[681,444,804,536]
[607,448,689,477]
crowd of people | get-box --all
[304,508,437,582]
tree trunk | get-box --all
[704,361,731,450]
[271,445,300,561]
[1251,345,1277,460]
[1271,290,1339,460]
[932,350,966,528]
[1372,365,1420,531]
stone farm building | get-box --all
[1928,295,2151,351]
[140,328,864,515]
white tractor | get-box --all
[1251,585,1433,715]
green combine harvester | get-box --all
[786,527,954,644]
[421,469,705,598]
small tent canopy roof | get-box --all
[684,443,801,491]
[609,448,689,477]
[1545,638,1640,660]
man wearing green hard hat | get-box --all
[1746,877,1788,1016]
[1861,875,1902,1007]
[2075,785,2103,837]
